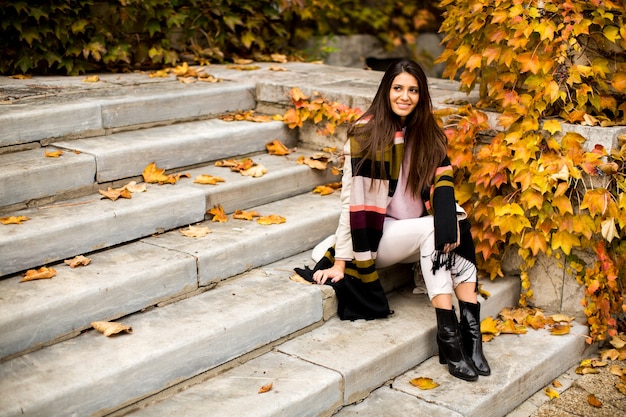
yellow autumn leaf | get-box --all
[480,316,500,335]
[226,64,260,71]
[194,174,225,185]
[550,323,571,335]
[268,65,288,71]
[0,215,29,225]
[124,181,147,193]
[179,225,211,238]
[21,266,57,282]
[409,377,439,390]
[149,69,170,78]
[232,209,260,221]
[258,382,273,394]
[208,205,228,222]
[477,284,491,299]
[197,73,222,83]
[257,214,286,225]
[99,187,132,201]
[92,321,133,337]
[609,334,626,349]
[45,149,64,158]
[313,185,335,195]
[270,53,287,63]
[64,255,91,268]
[266,139,291,155]
[298,155,328,170]
[241,164,267,178]
[498,319,527,334]
[82,75,99,82]
[9,74,31,79]
[601,218,619,242]
[545,387,560,399]
[551,314,575,323]
[142,162,189,185]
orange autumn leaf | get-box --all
[550,323,571,335]
[208,205,228,222]
[257,214,286,225]
[266,139,291,155]
[241,163,267,178]
[99,187,132,201]
[21,266,57,282]
[142,162,189,185]
[313,185,335,195]
[92,321,133,337]
[64,255,91,268]
[193,174,225,185]
[498,319,527,334]
[45,149,64,158]
[480,316,500,336]
[587,394,602,408]
[232,210,260,221]
[258,382,273,394]
[409,377,439,390]
[0,215,29,225]
[297,155,328,170]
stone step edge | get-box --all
[112,278,518,417]
[0,149,340,277]
[0,192,341,361]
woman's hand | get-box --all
[313,260,346,284]
[443,222,461,254]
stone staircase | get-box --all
[0,63,590,417]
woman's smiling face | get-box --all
[389,72,419,122]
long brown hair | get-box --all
[348,59,447,197]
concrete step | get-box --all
[0,189,341,361]
[0,253,325,417]
[0,119,297,209]
[335,322,590,417]
[120,276,533,417]
[0,148,339,277]
[0,80,256,148]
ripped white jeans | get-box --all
[376,216,476,300]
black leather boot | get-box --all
[459,300,491,376]
[436,307,479,381]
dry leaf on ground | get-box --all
[550,323,571,335]
[232,210,260,221]
[92,321,133,337]
[83,75,99,82]
[544,387,560,399]
[45,149,64,158]
[226,64,260,71]
[64,255,91,268]
[180,225,211,238]
[409,377,439,390]
[241,164,267,178]
[257,214,286,225]
[313,185,335,195]
[208,205,228,222]
[194,174,225,185]
[258,382,273,394]
[22,266,57,282]
[270,53,287,63]
[99,187,132,201]
[297,154,329,170]
[587,394,602,408]
[0,215,29,225]
[268,65,288,71]
[142,162,189,185]
[219,110,271,123]
[266,139,291,155]
[289,273,312,284]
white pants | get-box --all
[376,216,476,299]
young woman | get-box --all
[296,59,490,382]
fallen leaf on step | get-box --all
[0,215,29,225]
[550,313,575,323]
[193,174,225,185]
[266,139,291,155]
[142,162,189,185]
[270,53,287,63]
[268,65,288,71]
[82,75,99,82]
[92,321,133,337]
[498,319,527,334]
[544,387,560,399]
[587,394,602,408]
[232,209,260,221]
[258,382,273,393]
[257,214,285,225]
[297,154,329,170]
[99,187,132,201]
[64,255,91,268]
[226,64,260,71]
[219,110,271,123]
[477,284,491,299]
[610,334,626,349]
[600,348,620,361]
[313,185,335,195]
[45,149,64,158]
[180,225,211,238]
[552,379,563,388]
[241,163,267,178]
[9,74,31,79]
[22,266,57,282]
[208,205,228,222]
[409,377,439,390]
[480,316,500,336]
[609,365,624,376]
[149,69,170,78]
[233,58,253,65]
[124,181,147,193]
[616,382,626,395]
[550,323,570,335]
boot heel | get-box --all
[438,347,446,364]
